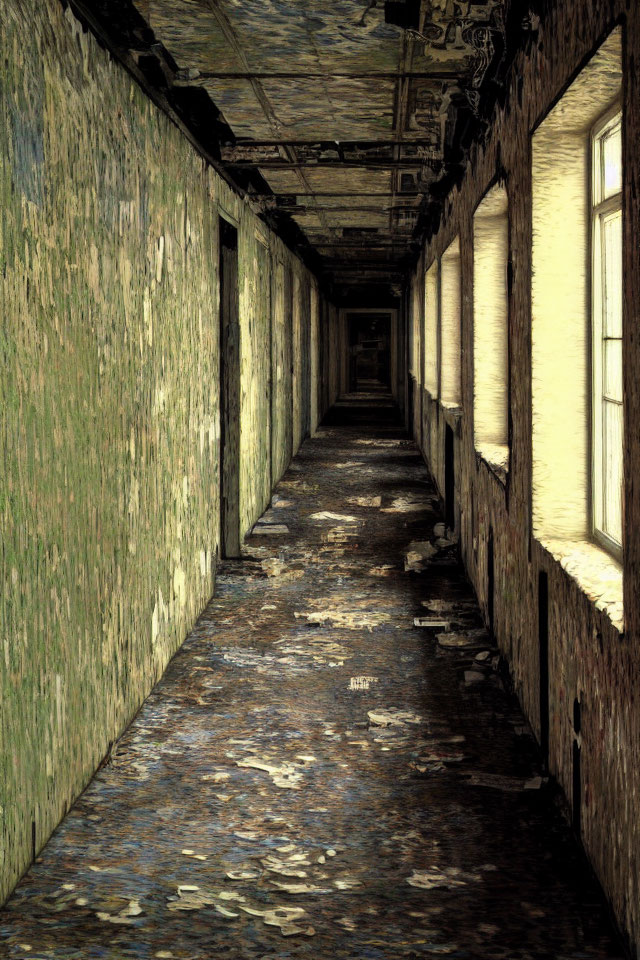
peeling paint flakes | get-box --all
[310,511,359,522]
[349,676,379,690]
[252,523,289,535]
[382,496,434,513]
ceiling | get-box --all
[74,0,533,301]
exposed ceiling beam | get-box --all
[272,192,408,198]
[234,159,439,169]
[176,71,465,81]
[228,139,443,147]
[290,205,420,213]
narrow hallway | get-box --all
[1,400,623,960]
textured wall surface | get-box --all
[0,0,327,906]
[408,1,640,952]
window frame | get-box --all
[440,235,462,407]
[472,181,510,467]
[591,102,623,561]
[424,258,440,398]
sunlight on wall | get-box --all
[441,236,461,406]
[473,184,508,463]
[531,28,622,542]
[424,260,439,396]
[410,277,422,384]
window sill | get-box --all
[440,401,463,427]
[475,443,509,486]
[537,537,623,633]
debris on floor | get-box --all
[252,522,289,535]
[347,495,382,507]
[414,617,451,630]
[404,540,439,571]
[0,399,624,960]
[309,511,360,523]
[382,495,435,513]
[349,676,379,690]
[260,557,305,581]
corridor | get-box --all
[1,399,623,960]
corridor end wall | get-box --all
[0,0,329,905]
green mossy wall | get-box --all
[0,0,326,904]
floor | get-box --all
[0,397,625,960]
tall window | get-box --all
[410,276,422,385]
[592,108,623,555]
[441,236,461,406]
[424,260,439,396]
[531,27,622,558]
[473,183,509,470]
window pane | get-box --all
[603,122,622,198]
[603,209,622,338]
[604,338,622,402]
[603,399,623,546]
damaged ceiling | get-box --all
[69,0,536,301]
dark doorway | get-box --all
[487,528,494,634]
[538,571,549,769]
[219,217,241,558]
[573,740,581,837]
[445,424,455,532]
[572,697,581,837]
[347,313,391,392]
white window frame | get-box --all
[591,103,623,560]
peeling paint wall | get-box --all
[0,0,329,906]
[408,1,640,953]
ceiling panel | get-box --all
[260,78,397,141]
[121,0,514,297]
[220,0,403,75]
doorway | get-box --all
[445,423,455,532]
[347,313,391,393]
[219,216,240,558]
[487,527,494,635]
[538,571,549,769]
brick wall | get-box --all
[408,1,640,951]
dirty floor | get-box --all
[0,398,625,959]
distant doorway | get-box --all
[219,217,240,558]
[347,313,391,392]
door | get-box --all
[219,217,240,558]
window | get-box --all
[473,183,509,472]
[410,274,422,385]
[424,260,439,396]
[530,28,623,628]
[592,108,623,556]
[441,236,461,406]
[531,28,622,558]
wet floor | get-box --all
[0,397,625,959]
